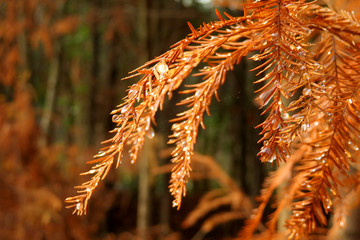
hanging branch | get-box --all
[67,1,360,239]
[239,143,311,239]
[66,11,252,215]
[168,36,256,207]
[286,33,360,239]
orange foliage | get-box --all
[67,0,360,239]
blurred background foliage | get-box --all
[1,0,358,239]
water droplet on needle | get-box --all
[146,127,155,139]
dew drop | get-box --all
[145,118,151,131]
[348,141,359,151]
[344,150,351,158]
[315,153,325,161]
[271,32,278,38]
[121,104,130,114]
[128,89,137,98]
[330,188,337,196]
[178,167,184,176]
[156,60,169,78]
[112,114,122,122]
[202,66,210,70]
[95,151,106,157]
[301,122,309,132]
[252,56,260,61]
[339,220,345,228]
[348,98,353,104]
[303,88,311,96]
[257,88,274,106]
[146,127,155,139]
[269,155,276,163]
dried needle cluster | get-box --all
[67,1,360,239]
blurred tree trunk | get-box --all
[136,0,150,239]
[219,57,264,199]
[342,207,360,240]
[41,44,60,145]
[16,2,28,71]
[88,0,102,145]
[40,0,64,145]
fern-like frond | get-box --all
[286,33,360,239]
[239,4,360,239]
[66,10,252,215]
[239,143,311,239]
[66,2,360,240]
[245,0,318,165]
[181,153,252,233]
[305,5,360,38]
[168,37,254,207]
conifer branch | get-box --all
[66,2,360,239]
[168,39,254,207]
[239,143,311,239]
[66,10,252,215]
[286,33,360,239]
[248,0,317,165]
